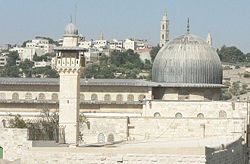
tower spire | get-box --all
[160,11,170,47]
[187,18,190,34]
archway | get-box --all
[97,133,105,143]
[107,133,114,143]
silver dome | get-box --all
[64,22,78,36]
[152,34,222,86]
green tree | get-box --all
[6,51,20,66]
[229,81,241,96]
[19,59,34,77]
[21,40,31,47]
[32,66,58,78]
[150,45,160,62]
[8,115,27,128]
[144,59,152,71]
[84,50,146,79]
[3,66,20,77]
[35,36,60,46]
[33,53,55,62]
[220,90,232,100]
[217,45,245,63]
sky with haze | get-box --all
[0,0,249,53]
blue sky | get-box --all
[0,0,249,53]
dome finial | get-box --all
[164,9,167,17]
[187,18,190,34]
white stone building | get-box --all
[34,60,51,68]
[0,54,8,67]
[109,39,123,51]
[26,38,55,54]
[123,38,136,50]
[93,39,108,51]
[79,40,93,49]
[84,48,101,64]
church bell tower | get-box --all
[160,11,169,47]
[54,22,85,146]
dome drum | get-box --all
[64,22,78,36]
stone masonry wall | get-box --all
[81,116,245,143]
[0,128,32,161]
[21,150,206,164]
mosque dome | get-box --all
[152,33,222,86]
[64,22,78,36]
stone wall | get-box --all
[81,116,245,143]
[205,137,246,164]
[129,117,245,140]
[21,150,206,164]
[144,101,247,119]
[0,128,32,161]
[80,117,128,144]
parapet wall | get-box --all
[0,128,32,161]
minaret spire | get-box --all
[187,18,190,34]
[207,32,212,46]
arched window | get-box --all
[38,93,45,100]
[1,119,6,128]
[138,94,145,101]
[219,110,227,118]
[80,94,85,102]
[175,113,183,119]
[204,90,213,101]
[197,113,204,119]
[104,94,111,102]
[25,92,32,100]
[51,93,58,101]
[91,94,98,101]
[107,133,114,143]
[0,93,6,100]
[116,94,123,102]
[154,112,161,118]
[127,94,134,102]
[162,34,164,39]
[97,133,105,143]
[178,89,189,100]
[12,93,19,100]
[162,24,165,30]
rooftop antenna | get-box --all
[70,15,72,23]
[187,18,190,34]
[74,1,78,24]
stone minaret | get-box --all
[160,11,169,47]
[207,32,212,46]
[54,22,85,146]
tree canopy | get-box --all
[83,50,151,79]
[217,45,246,63]
[150,45,160,62]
